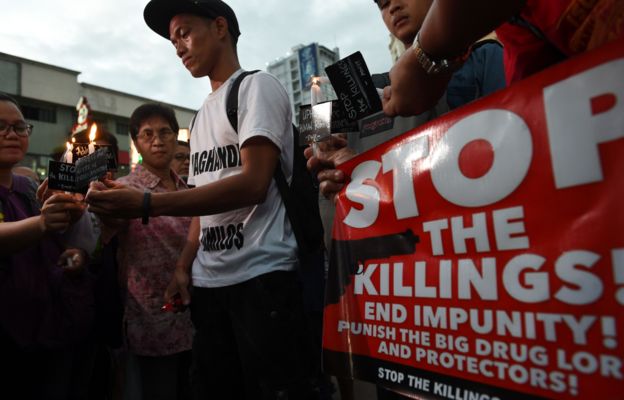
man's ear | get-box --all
[213,16,229,40]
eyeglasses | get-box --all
[174,153,190,161]
[137,128,176,142]
[0,121,34,137]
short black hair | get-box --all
[129,103,179,140]
[176,140,190,147]
[0,92,20,110]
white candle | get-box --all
[310,77,327,157]
[311,79,321,107]
[65,142,73,163]
[88,124,97,154]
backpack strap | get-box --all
[225,70,261,132]
[225,70,308,253]
[272,155,307,253]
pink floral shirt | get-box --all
[116,165,193,356]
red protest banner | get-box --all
[323,38,624,399]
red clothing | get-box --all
[496,0,624,82]
[116,165,193,356]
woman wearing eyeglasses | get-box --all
[171,140,191,184]
[98,103,193,400]
[0,93,97,397]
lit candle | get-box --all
[88,124,97,154]
[310,77,327,157]
[64,139,75,194]
[65,141,73,163]
[310,77,321,107]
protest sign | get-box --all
[323,39,624,399]
[72,144,117,170]
[299,101,332,145]
[47,161,76,192]
[299,101,359,145]
[359,111,395,139]
[325,51,382,122]
[74,148,108,192]
[95,144,117,170]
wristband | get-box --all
[142,191,151,225]
[412,32,470,75]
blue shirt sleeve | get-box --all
[474,41,507,96]
[446,40,506,109]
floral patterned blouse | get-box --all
[116,165,193,356]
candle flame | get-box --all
[66,141,72,151]
[89,123,97,142]
[311,76,320,86]
[71,137,76,144]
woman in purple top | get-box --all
[0,92,96,398]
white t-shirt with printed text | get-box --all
[188,69,297,288]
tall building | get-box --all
[267,43,340,125]
[0,51,196,179]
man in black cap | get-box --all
[87,1,318,398]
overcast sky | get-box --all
[1,0,393,110]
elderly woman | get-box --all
[0,92,96,398]
[103,103,193,400]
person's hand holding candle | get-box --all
[86,179,145,219]
[38,193,85,233]
[304,134,355,203]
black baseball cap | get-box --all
[144,0,240,40]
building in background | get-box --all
[267,43,340,125]
[0,51,196,179]
[389,34,407,63]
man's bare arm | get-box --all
[383,0,526,116]
[87,137,280,218]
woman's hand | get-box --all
[39,193,84,233]
[164,268,191,312]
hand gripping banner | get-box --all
[323,38,624,399]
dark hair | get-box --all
[176,140,190,147]
[0,92,20,110]
[129,103,179,140]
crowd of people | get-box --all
[1,0,621,399]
